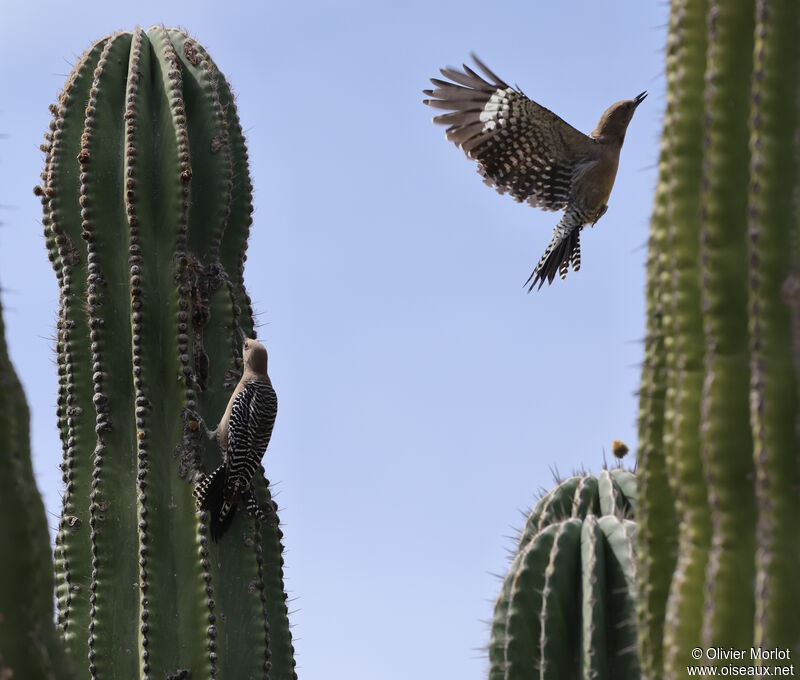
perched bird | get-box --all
[423,55,646,290]
[192,338,278,541]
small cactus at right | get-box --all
[488,469,638,680]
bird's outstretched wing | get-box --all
[423,55,594,211]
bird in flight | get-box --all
[424,54,646,291]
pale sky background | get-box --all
[0,2,667,678]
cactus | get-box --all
[35,27,295,679]
[488,469,639,680]
[638,1,712,676]
[637,0,800,676]
[0,291,75,679]
[748,0,800,651]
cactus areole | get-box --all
[36,27,296,679]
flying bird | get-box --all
[423,55,646,290]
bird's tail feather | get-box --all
[193,464,237,541]
[526,220,581,291]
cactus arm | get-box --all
[747,0,800,655]
[700,0,757,654]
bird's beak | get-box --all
[633,91,648,107]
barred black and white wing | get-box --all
[423,55,594,210]
[224,378,278,500]
[194,377,277,541]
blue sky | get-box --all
[1,1,668,678]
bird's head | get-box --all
[243,337,268,375]
[592,91,647,143]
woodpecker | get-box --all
[192,338,278,541]
[423,55,646,290]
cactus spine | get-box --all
[488,470,639,680]
[38,27,295,679]
[638,0,800,676]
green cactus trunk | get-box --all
[0,293,75,679]
[488,469,639,680]
[38,27,295,680]
[748,0,800,652]
[700,0,758,653]
[637,0,800,675]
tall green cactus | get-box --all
[0,292,75,679]
[488,469,639,680]
[36,27,295,679]
[637,0,800,676]
[747,0,800,653]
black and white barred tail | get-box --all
[193,464,238,541]
[526,215,582,291]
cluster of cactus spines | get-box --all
[0,294,74,679]
[488,469,639,680]
[638,0,800,675]
[748,0,800,651]
[36,26,295,679]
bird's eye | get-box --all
[244,341,249,349]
